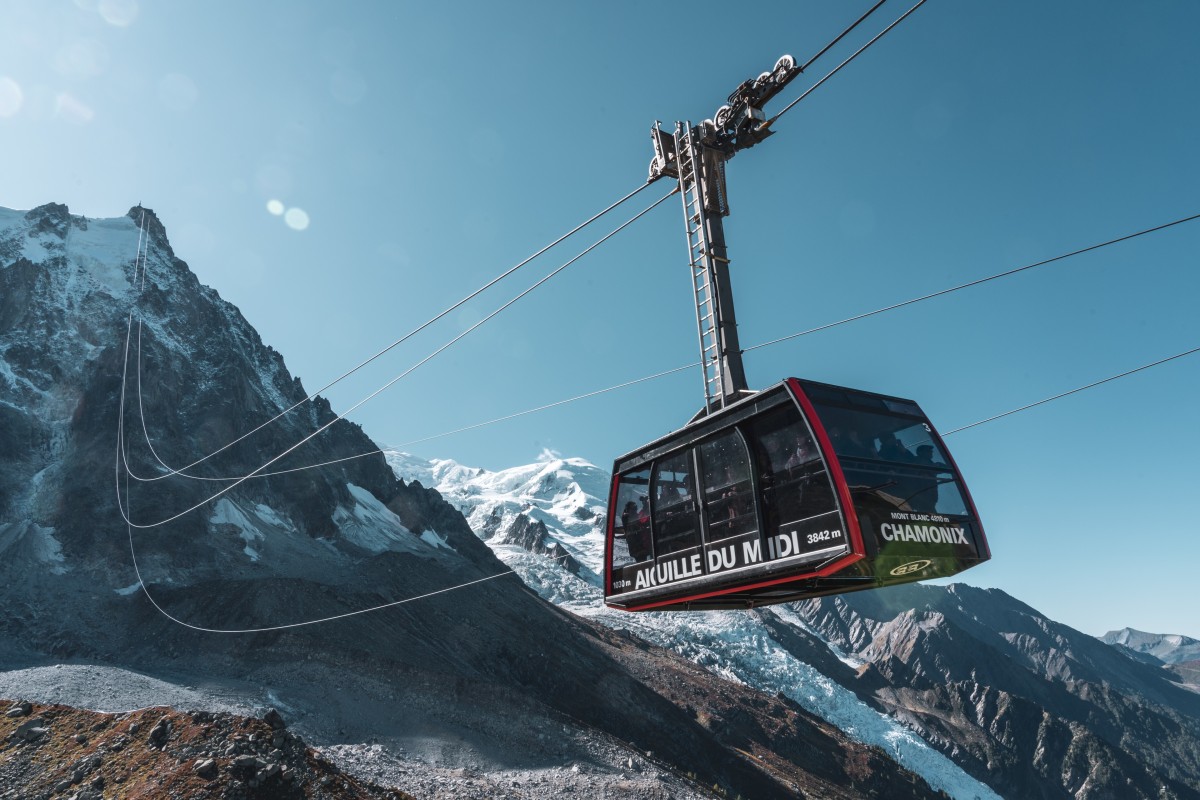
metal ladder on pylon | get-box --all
[675,123,725,412]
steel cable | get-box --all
[115,190,676,523]
[125,181,655,483]
[185,210,1197,467]
[765,0,930,129]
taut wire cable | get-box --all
[124,181,655,483]
[115,190,676,523]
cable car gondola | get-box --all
[605,57,989,610]
[604,378,990,611]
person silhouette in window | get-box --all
[878,432,912,463]
[908,444,939,513]
[622,499,650,561]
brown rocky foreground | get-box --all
[0,700,414,800]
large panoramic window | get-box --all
[698,429,757,544]
[651,450,701,557]
[611,468,652,568]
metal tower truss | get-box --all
[674,122,746,414]
[648,55,802,417]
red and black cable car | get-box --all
[604,378,989,611]
[608,57,990,611]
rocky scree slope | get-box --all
[0,203,942,800]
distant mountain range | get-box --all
[2,202,1198,799]
[390,449,1200,799]
[1101,628,1200,665]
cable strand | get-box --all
[126,181,654,483]
[767,0,930,127]
[942,347,1200,436]
[801,0,891,72]
[115,190,675,522]
[744,212,1200,354]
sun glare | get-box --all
[54,93,95,125]
[98,0,138,27]
[284,207,310,231]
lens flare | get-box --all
[98,0,138,26]
[284,208,310,231]
[266,199,285,216]
[54,92,95,124]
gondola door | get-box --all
[647,449,705,586]
[696,430,761,582]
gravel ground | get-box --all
[323,742,715,800]
[0,662,716,799]
[0,664,258,717]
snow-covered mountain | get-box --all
[391,450,1200,800]
[1102,628,1200,665]
[6,201,1197,799]
[2,203,954,800]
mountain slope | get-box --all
[798,586,1200,799]
[0,202,944,799]
[393,449,1200,800]
[1101,628,1200,665]
[389,451,1006,800]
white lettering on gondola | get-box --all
[707,545,737,572]
[627,525,848,592]
[635,552,703,591]
[879,523,968,545]
[743,539,761,564]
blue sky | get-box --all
[3,0,1198,640]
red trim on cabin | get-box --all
[786,378,867,558]
[603,473,622,595]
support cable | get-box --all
[744,212,1200,354]
[122,0,936,487]
[115,190,676,524]
[765,0,930,129]
[801,0,890,72]
[123,345,1199,635]
[161,210,1196,470]
[124,455,578,634]
[941,347,1200,436]
[211,361,703,481]
[127,181,655,483]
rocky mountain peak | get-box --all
[126,204,173,257]
[1101,627,1200,665]
[24,202,82,238]
[2,203,958,800]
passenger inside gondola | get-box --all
[906,444,940,513]
[652,454,701,556]
[878,431,912,462]
[621,500,651,561]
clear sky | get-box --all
[3,0,1198,640]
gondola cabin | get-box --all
[604,379,989,611]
